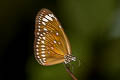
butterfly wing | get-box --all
[34,8,71,66]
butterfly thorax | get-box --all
[64,54,76,64]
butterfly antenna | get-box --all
[74,50,90,68]
[71,63,74,73]
[76,58,81,67]
[64,63,78,80]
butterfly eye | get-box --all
[34,8,76,66]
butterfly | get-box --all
[34,8,76,66]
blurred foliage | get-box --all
[1,0,120,80]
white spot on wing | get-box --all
[39,59,44,65]
[42,58,46,62]
[58,42,61,44]
[56,32,59,35]
[41,51,45,53]
[59,25,62,28]
[48,14,54,17]
[37,39,40,41]
[41,54,46,57]
[43,28,47,31]
[41,40,45,44]
[37,32,40,35]
[39,16,41,18]
[36,52,39,55]
[42,37,46,40]
[48,14,57,20]
[45,15,53,21]
[37,42,40,44]
[37,56,40,58]
[40,34,43,36]
[38,29,40,31]
[43,32,46,35]
[40,14,43,16]
[36,45,39,47]
[38,26,40,28]
[51,47,54,49]
[42,18,48,22]
[36,49,39,51]
[42,22,46,25]
[41,45,45,47]
[53,40,57,43]
[41,48,45,50]
[38,36,42,39]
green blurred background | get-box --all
[1,0,120,80]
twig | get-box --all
[64,63,78,80]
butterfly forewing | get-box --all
[34,8,71,66]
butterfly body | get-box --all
[34,8,76,66]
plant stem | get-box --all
[64,64,78,80]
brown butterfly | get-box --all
[34,8,76,66]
